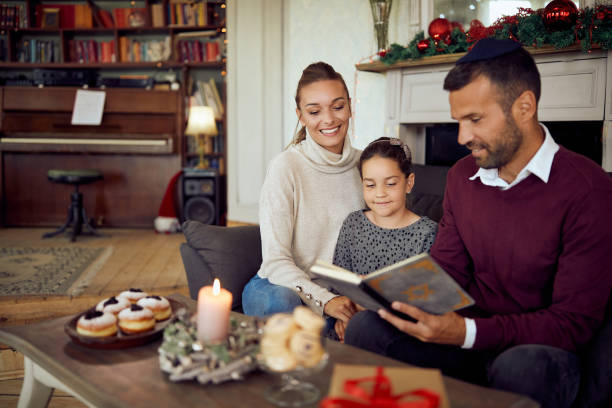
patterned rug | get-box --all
[0,246,113,297]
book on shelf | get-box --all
[118,36,171,63]
[205,40,220,62]
[18,39,60,63]
[151,4,164,27]
[167,1,207,27]
[74,4,93,28]
[197,80,223,120]
[97,9,114,28]
[309,253,474,317]
[68,39,115,63]
[208,78,224,117]
[1,4,27,29]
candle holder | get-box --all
[158,310,263,384]
[369,0,393,52]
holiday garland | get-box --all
[380,5,611,65]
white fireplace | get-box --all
[358,48,612,171]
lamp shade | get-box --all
[185,106,218,136]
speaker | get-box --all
[181,170,225,225]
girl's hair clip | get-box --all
[388,138,411,161]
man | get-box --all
[344,38,612,408]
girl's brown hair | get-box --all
[358,137,413,178]
[293,62,351,145]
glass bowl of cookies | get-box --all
[258,306,329,407]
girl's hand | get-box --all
[324,296,357,323]
[334,319,347,342]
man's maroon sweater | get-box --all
[431,146,612,352]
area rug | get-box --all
[0,246,113,297]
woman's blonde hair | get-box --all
[292,62,351,145]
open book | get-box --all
[310,253,474,318]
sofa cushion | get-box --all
[182,220,262,311]
[407,164,449,223]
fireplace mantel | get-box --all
[359,48,612,171]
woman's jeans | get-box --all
[242,274,303,316]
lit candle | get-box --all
[197,278,233,343]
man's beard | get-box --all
[468,116,523,169]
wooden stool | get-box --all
[43,169,104,242]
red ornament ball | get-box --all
[378,50,387,58]
[417,39,429,52]
[596,11,605,21]
[543,0,578,31]
[428,18,452,41]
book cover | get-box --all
[310,253,474,316]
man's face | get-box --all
[449,75,523,169]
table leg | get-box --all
[17,357,53,408]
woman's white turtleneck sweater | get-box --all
[256,131,364,315]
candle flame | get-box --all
[213,278,220,295]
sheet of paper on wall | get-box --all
[71,90,106,125]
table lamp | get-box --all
[185,106,218,169]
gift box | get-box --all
[321,364,449,408]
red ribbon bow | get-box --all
[320,366,440,408]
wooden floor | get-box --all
[0,227,191,407]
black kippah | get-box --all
[456,38,522,64]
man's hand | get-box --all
[324,296,358,323]
[378,301,466,346]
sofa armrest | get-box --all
[180,243,214,301]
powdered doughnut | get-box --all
[263,348,298,372]
[76,310,118,337]
[263,313,297,340]
[292,306,325,333]
[117,288,148,304]
[137,295,171,321]
[95,296,131,315]
[117,304,156,334]
[289,330,324,368]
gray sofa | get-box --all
[179,164,611,407]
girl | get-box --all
[331,136,438,339]
[242,62,362,329]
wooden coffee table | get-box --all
[0,294,539,408]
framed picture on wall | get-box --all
[42,8,60,29]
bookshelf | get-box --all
[0,0,227,174]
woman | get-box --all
[242,62,363,331]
